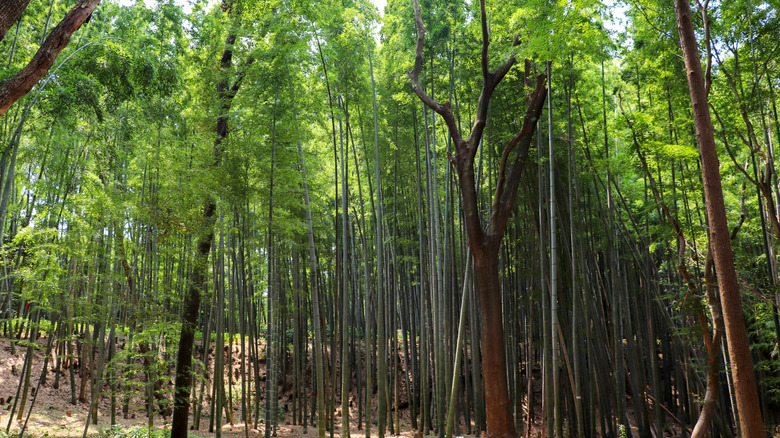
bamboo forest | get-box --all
[4,0,780,437]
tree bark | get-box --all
[0,0,101,116]
[0,0,31,43]
[673,1,765,436]
[473,250,514,438]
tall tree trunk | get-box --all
[298,140,326,438]
[368,39,387,438]
[673,1,765,436]
[339,97,351,438]
[265,87,279,438]
[170,153,216,438]
[446,252,472,438]
[171,27,253,437]
[546,61,561,438]
[473,250,514,438]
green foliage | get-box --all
[1,226,63,311]
[90,425,171,438]
[3,0,780,434]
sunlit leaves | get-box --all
[5,225,63,311]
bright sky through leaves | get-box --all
[372,0,387,16]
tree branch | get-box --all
[408,0,463,147]
[491,72,547,228]
[731,181,747,240]
[480,0,490,81]
[713,46,763,153]
[694,0,713,94]
[465,0,516,160]
[619,92,689,261]
[0,0,101,116]
[632,1,673,41]
[214,50,255,164]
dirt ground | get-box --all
[0,336,438,438]
[0,334,656,438]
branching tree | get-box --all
[409,1,547,436]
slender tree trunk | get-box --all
[446,255,471,438]
[339,98,351,438]
[265,88,278,438]
[14,311,39,424]
[298,140,326,438]
[368,39,387,438]
[547,61,561,438]
[565,69,585,438]
[674,1,765,435]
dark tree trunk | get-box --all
[170,209,215,438]
[0,0,101,116]
[170,25,253,438]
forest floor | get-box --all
[0,334,672,438]
[0,335,466,438]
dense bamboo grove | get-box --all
[2,0,780,437]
